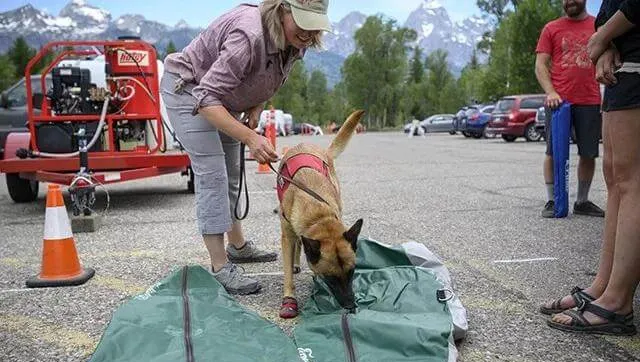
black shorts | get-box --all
[545,105,602,158]
[602,71,640,112]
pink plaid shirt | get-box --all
[164,4,304,114]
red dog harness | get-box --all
[276,153,329,205]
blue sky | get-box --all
[1,1,603,27]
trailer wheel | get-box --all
[187,167,195,194]
[6,173,39,203]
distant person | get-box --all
[160,0,331,295]
[534,0,605,218]
[408,118,425,138]
[544,0,640,337]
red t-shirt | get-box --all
[535,16,601,105]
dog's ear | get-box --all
[343,219,363,251]
[301,236,322,265]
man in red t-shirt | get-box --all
[535,0,605,218]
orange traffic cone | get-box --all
[256,161,271,174]
[26,184,95,288]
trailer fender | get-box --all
[3,132,31,160]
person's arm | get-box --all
[589,4,637,64]
[191,30,277,162]
[534,25,562,108]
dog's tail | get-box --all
[328,110,365,159]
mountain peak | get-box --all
[175,19,189,29]
[422,0,443,9]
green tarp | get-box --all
[89,238,465,362]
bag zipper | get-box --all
[341,313,356,362]
[182,266,195,362]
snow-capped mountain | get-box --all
[58,0,110,35]
[317,0,491,74]
[0,0,492,86]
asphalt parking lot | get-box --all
[1,131,638,362]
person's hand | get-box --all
[247,133,278,164]
[244,104,263,129]
[545,92,562,109]
[595,47,621,86]
[588,32,610,65]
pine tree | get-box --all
[7,37,37,79]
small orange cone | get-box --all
[26,184,95,288]
[256,161,271,174]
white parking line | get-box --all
[0,288,48,294]
[245,271,312,277]
[493,257,558,264]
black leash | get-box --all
[234,142,250,221]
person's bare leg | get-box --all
[576,156,596,203]
[544,155,554,185]
[542,112,616,310]
[205,234,228,272]
[226,221,246,249]
[553,108,640,325]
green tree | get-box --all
[164,41,177,60]
[480,0,562,100]
[0,55,17,91]
[8,37,36,78]
[325,81,352,125]
[270,60,307,120]
[343,15,416,129]
[476,0,519,21]
[306,69,329,125]
[408,46,424,83]
[424,49,458,114]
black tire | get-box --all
[187,167,195,194]
[502,135,517,142]
[524,123,542,142]
[6,173,39,203]
[449,130,456,135]
[462,131,472,138]
[472,132,483,139]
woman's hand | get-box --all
[246,133,279,164]
[588,32,610,65]
[595,47,621,86]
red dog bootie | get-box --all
[280,297,299,319]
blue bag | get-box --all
[551,102,571,218]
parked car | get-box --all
[535,106,546,140]
[465,104,495,138]
[486,94,546,142]
[535,105,580,144]
[422,114,456,134]
[0,75,51,159]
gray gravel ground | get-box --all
[1,132,639,361]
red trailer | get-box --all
[0,39,192,216]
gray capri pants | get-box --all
[160,71,241,235]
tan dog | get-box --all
[276,110,365,319]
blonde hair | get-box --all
[259,0,323,50]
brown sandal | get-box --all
[539,286,595,315]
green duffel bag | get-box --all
[89,238,467,362]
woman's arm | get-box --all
[589,8,636,64]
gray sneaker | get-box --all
[212,262,261,295]
[226,240,278,263]
[542,200,555,218]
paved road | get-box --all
[1,132,638,361]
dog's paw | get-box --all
[293,266,301,274]
[280,297,299,319]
